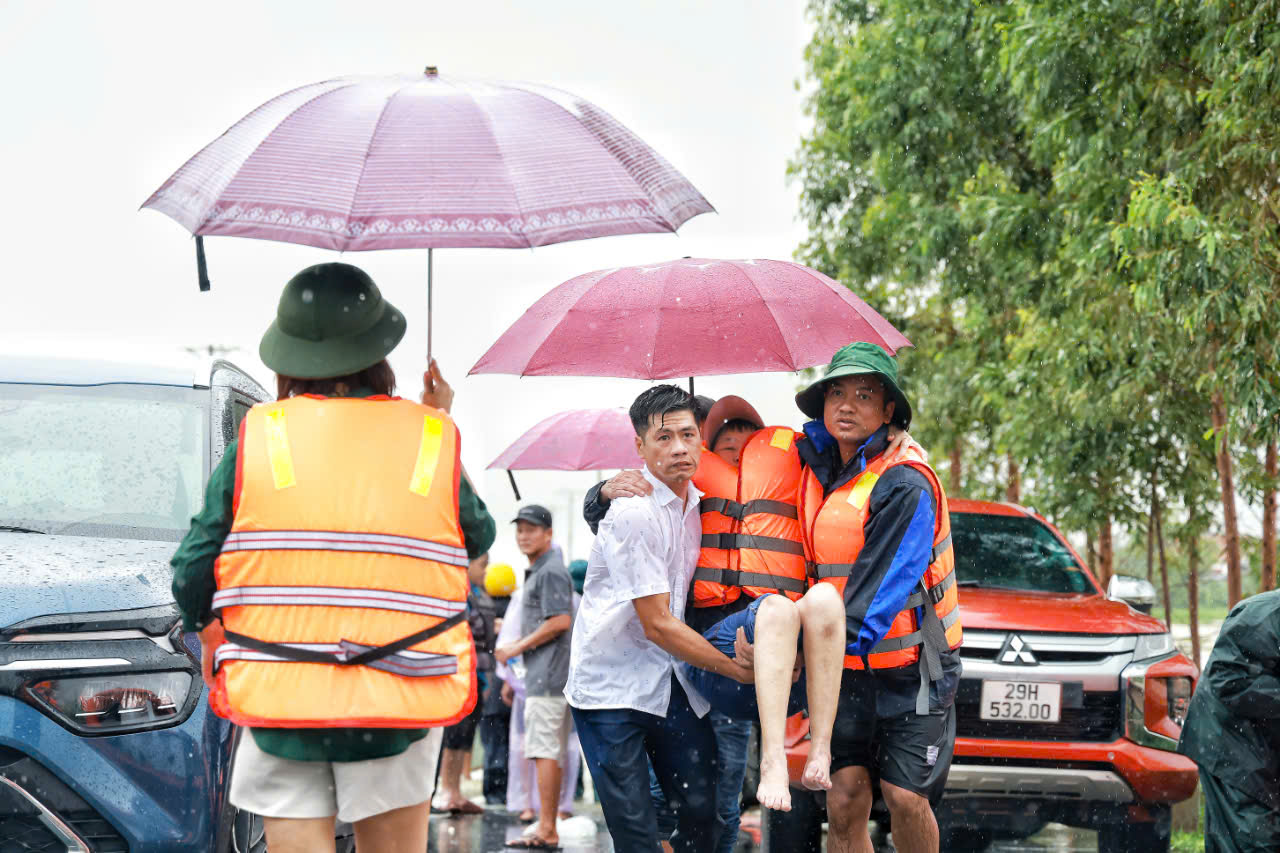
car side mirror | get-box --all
[1107,575,1157,614]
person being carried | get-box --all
[495,505,574,850]
[565,385,753,853]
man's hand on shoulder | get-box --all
[602,469,652,501]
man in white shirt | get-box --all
[565,385,753,853]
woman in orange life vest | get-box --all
[170,263,496,853]
[790,342,961,853]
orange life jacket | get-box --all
[799,439,961,712]
[209,395,477,729]
[690,428,807,607]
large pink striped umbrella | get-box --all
[469,258,910,385]
[142,68,712,356]
[488,408,641,499]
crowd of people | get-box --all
[171,261,966,853]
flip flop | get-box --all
[448,800,485,815]
[505,838,561,851]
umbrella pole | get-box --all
[689,376,695,395]
[427,248,434,362]
[507,470,521,501]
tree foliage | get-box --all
[794,0,1280,591]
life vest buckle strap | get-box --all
[699,497,744,520]
[931,532,953,563]
[220,611,467,675]
[739,499,798,520]
[735,534,806,556]
[691,567,806,594]
[807,561,854,580]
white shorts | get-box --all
[228,727,442,824]
[523,696,570,761]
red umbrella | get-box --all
[488,408,641,500]
[469,258,910,385]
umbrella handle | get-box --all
[196,236,211,292]
[427,248,433,362]
[507,470,521,501]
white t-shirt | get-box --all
[564,466,709,718]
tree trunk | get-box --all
[1154,488,1173,630]
[1211,392,1243,606]
[1006,453,1021,503]
[1147,469,1157,583]
[1097,515,1114,590]
[1187,535,1202,670]
[949,437,963,496]
[1087,534,1097,573]
[1264,439,1277,592]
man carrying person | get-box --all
[566,385,754,853]
[494,505,574,851]
[789,342,962,853]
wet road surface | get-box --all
[425,806,1101,851]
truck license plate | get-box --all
[979,680,1062,723]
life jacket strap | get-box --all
[931,532,953,563]
[691,567,807,594]
[900,572,957,609]
[700,533,805,555]
[219,611,466,677]
[700,498,798,521]
[808,561,854,580]
[220,529,470,566]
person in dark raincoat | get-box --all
[1177,589,1280,852]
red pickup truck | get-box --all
[765,499,1198,852]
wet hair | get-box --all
[710,418,759,451]
[693,395,716,426]
[630,385,697,437]
[276,360,397,400]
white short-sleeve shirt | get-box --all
[564,466,709,718]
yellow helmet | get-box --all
[484,562,517,598]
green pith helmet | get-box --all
[795,341,912,430]
[259,263,406,379]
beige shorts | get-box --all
[228,727,442,824]
[523,695,571,761]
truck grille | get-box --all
[956,689,1122,742]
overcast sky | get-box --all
[2,0,819,572]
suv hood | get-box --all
[0,531,176,627]
[959,586,1167,635]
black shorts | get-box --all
[830,669,956,806]
[441,700,482,750]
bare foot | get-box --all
[756,754,792,811]
[517,809,536,822]
[801,746,833,791]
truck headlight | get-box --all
[24,671,194,735]
[1133,632,1175,660]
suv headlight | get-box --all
[24,671,194,735]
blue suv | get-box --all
[0,356,352,852]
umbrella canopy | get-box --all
[489,408,641,472]
[143,69,712,252]
[469,258,911,380]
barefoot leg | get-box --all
[750,595,801,811]
[796,584,844,791]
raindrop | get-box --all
[359,292,367,301]
[300,289,315,304]
[391,313,401,323]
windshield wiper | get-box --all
[0,524,46,534]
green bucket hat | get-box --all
[259,263,406,379]
[795,342,912,430]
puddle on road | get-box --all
[427,810,1099,852]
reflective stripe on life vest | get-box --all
[212,585,467,619]
[221,529,470,566]
[215,640,459,678]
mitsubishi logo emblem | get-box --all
[998,634,1039,665]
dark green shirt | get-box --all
[171,392,496,762]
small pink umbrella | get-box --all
[142,68,712,358]
[469,258,910,387]
[489,408,641,499]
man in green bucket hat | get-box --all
[170,262,497,852]
[791,341,961,853]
